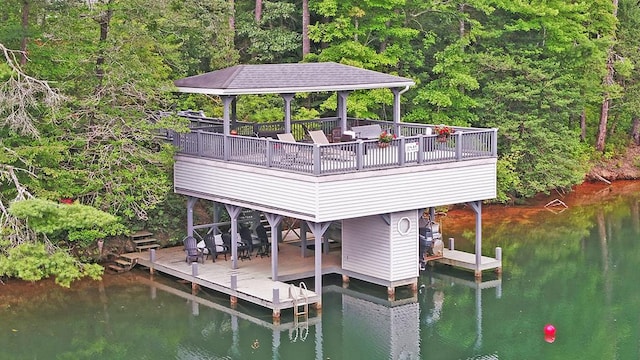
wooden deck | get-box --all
[121,242,341,317]
[432,248,502,277]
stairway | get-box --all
[130,230,160,252]
[108,257,138,273]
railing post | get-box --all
[265,138,272,168]
[313,145,321,175]
[356,140,364,170]
[398,137,406,166]
[492,128,498,157]
[455,132,463,161]
[197,131,203,157]
[417,135,424,164]
[223,135,230,161]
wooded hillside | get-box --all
[1,0,639,284]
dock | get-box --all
[122,243,341,319]
[427,245,502,278]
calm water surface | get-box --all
[2,183,640,359]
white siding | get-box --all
[342,216,390,279]
[316,160,496,221]
[174,156,319,218]
[174,155,496,222]
[389,211,419,281]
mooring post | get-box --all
[191,262,199,293]
[342,274,350,288]
[149,249,156,275]
[449,237,455,250]
[272,288,280,322]
[230,273,238,306]
[387,286,395,301]
[495,247,503,274]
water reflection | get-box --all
[419,272,502,359]
[5,185,640,359]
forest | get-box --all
[0,0,639,285]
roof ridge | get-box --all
[221,65,244,89]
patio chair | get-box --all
[255,223,270,258]
[276,133,313,164]
[238,225,255,260]
[203,233,229,262]
[183,236,204,264]
[308,130,355,160]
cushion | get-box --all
[214,234,223,245]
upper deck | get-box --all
[171,117,498,222]
[170,117,497,176]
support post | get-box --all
[222,96,235,161]
[149,248,156,275]
[306,221,331,308]
[282,94,294,134]
[495,247,503,275]
[468,201,483,279]
[272,288,280,321]
[225,204,243,270]
[342,274,350,288]
[186,197,197,237]
[264,212,283,281]
[191,262,199,293]
[337,91,350,130]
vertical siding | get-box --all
[389,210,419,281]
[342,216,390,279]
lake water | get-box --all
[2,182,640,359]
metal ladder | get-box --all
[289,281,309,319]
[289,282,310,342]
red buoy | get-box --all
[544,324,556,343]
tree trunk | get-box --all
[580,110,587,142]
[596,0,619,152]
[229,0,235,31]
[632,117,640,145]
[255,0,262,22]
[302,0,309,57]
[94,7,112,92]
[20,0,30,66]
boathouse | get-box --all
[165,62,498,317]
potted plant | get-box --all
[434,124,454,142]
[377,131,395,148]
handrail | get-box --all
[171,119,497,176]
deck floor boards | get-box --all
[122,242,341,312]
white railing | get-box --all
[172,121,497,175]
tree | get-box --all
[595,0,620,152]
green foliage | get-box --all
[8,199,125,247]
[236,1,301,63]
[0,242,103,287]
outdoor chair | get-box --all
[255,223,270,258]
[308,130,355,160]
[203,233,229,262]
[238,225,255,260]
[183,236,204,264]
[276,133,313,164]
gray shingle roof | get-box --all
[173,62,415,95]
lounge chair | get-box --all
[276,133,313,164]
[183,236,204,264]
[203,233,229,262]
[308,130,355,160]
